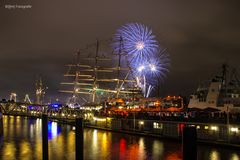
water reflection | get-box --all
[210,150,220,160]
[48,122,61,139]
[119,138,126,160]
[0,115,240,160]
[231,154,240,160]
[152,141,163,160]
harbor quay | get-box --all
[89,117,240,146]
[1,89,240,149]
[2,110,240,147]
[0,113,240,160]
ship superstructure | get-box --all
[188,64,240,112]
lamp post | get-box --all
[133,86,136,130]
[227,105,230,143]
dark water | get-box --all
[0,116,239,160]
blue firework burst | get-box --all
[133,49,170,80]
[149,49,170,81]
[113,23,159,62]
[112,23,170,97]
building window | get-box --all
[153,122,162,129]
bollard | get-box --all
[0,113,3,149]
[42,114,48,160]
[75,118,84,160]
[182,126,197,160]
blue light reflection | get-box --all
[48,122,61,139]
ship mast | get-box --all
[59,40,141,105]
[60,50,93,105]
[72,51,80,104]
[116,37,123,90]
[35,76,46,105]
[92,40,99,103]
[222,64,228,94]
[114,36,129,98]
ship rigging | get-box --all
[59,40,142,106]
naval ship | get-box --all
[188,64,240,113]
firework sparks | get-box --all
[113,23,170,97]
[113,23,159,62]
[133,49,170,97]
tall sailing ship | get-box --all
[59,40,143,108]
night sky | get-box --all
[0,0,240,102]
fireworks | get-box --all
[133,50,170,97]
[113,23,170,97]
[113,23,159,62]
[147,49,170,81]
[133,49,170,80]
